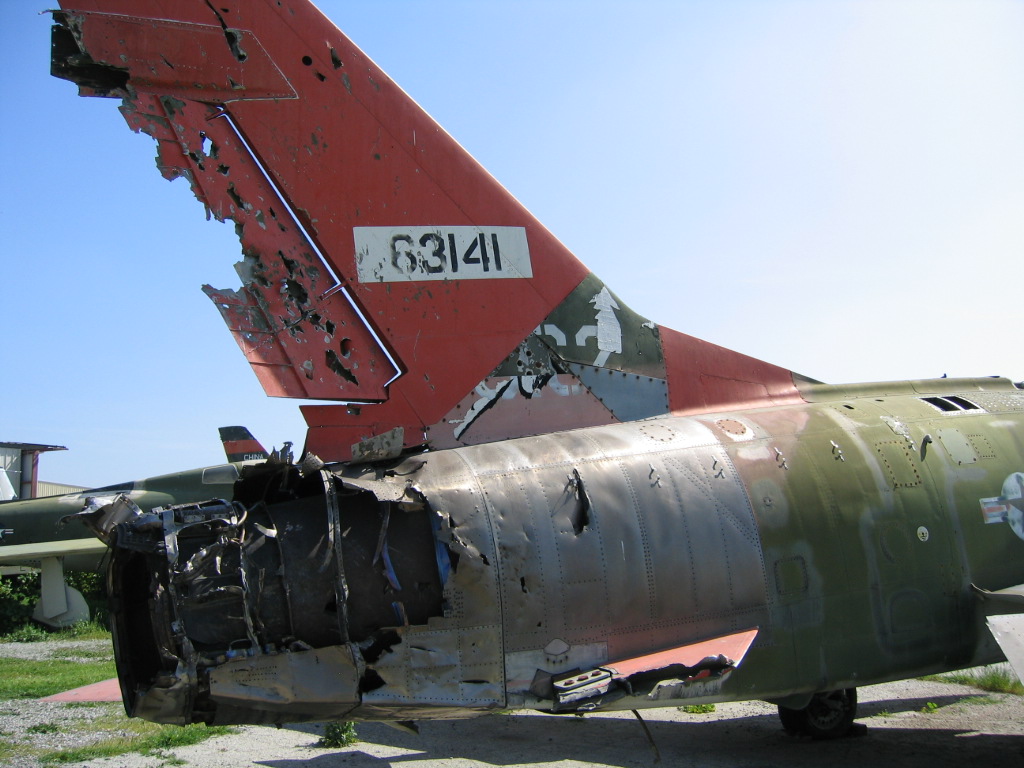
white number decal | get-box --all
[354,226,532,282]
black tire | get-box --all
[778,688,858,740]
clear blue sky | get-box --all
[2,0,1022,487]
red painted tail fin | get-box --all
[52,1,806,461]
[218,426,268,464]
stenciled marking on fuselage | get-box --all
[980,471,1024,541]
[354,226,532,282]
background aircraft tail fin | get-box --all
[53,1,807,461]
[219,426,269,464]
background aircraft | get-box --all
[30,0,1024,742]
[0,428,270,627]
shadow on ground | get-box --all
[258,692,1024,768]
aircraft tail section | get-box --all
[52,1,806,462]
[218,426,269,464]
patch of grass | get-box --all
[27,722,60,734]
[318,721,358,748]
[0,623,50,643]
[926,665,1024,695]
[0,736,20,763]
[37,723,234,765]
[0,620,110,644]
[53,621,110,641]
[0,657,116,699]
[86,709,154,732]
[920,701,939,713]
[679,703,716,714]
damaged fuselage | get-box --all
[96,378,1024,726]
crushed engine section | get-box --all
[102,466,449,725]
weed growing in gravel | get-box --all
[319,721,359,747]
[921,701,939,713]
[27,722,60,734]
[146,748,188,766]
[679,704,717,714]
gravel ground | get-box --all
[2,639,1022,768]
[0,640,112,662]
[0,639,122,766]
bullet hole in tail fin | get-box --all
[224,30,247,62]
[267,207,287,233]
[326,349,359,385]
[226,183,246,211]
[284,278,309,306]
[204,2,247,62]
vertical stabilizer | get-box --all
[218,426,269,463]
[52,1,807,461]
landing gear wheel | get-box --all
[778,688,858,740]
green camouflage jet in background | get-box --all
[0,428,272,626]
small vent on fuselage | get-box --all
[921,395,981,413]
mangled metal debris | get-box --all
[84,419,766,726]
